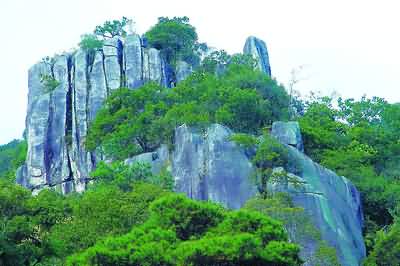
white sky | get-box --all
[1,0,399,144]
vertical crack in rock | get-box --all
[85,50,97,170]
[199,129,209,201]
[140,39,145,82]
[65,55,74,185]
[44,92,54,185]
[101,51,110,97]
[117,39,125,87]
[85,51,95,123]
[255,43,271,76]
[71,56,80,151]
[66,56,73,147]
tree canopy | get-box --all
[145,16,203,66]
[67,194,302,266]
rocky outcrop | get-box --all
[18,35,272,193]
[172,124,256,209]
[175,61,192,82]
[271,122,365,266]
[243,36,272,76]
[271,121,304,152]
[128,122,365,265]
[125,144,170,174]
[17,34,171,192]
[283,146,365,266]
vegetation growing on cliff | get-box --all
[145,16,205,66]
[86,60,288,160]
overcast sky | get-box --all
[1,0,399,144]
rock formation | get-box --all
[271,122,365,266]
[243,36,272,76]
[17,34,177,193]
[17,35,272,193]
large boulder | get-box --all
[243,36,272,76]
[172,124,256,209]
[271,121,304,152]
[125,144,170,174]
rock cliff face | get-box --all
[17,34,175,193]
[272,122,365,266]
[18,35,271,193]
[127,122,365,266]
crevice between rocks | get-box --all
[65,55,74,183]
[117,39,126,87]
[85,50,97,172]
[44,95,54,185]
[101,51,110,96]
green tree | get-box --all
[0,180,39,266]
[47,182,167,260]
[79,34,104,52]
[145,16,200,65]
[67,194,302,266]
[252,134,290,198]
[94,17,132,38]
[364,221,400,266]
[0,139,27,181]
[90,161,174,191]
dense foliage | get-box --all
[297,95,400,262]
[364,219,400,266]
[0,171,169,265]
[0,139,26,181]
[0,169,300,265]
[86,62,289,160]
[145,16,205,66]
[68,194,301,266]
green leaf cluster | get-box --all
[40,74,60,93]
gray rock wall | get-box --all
[271,122,365,266]
[172,124,256,209]
[18,34,170,192]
